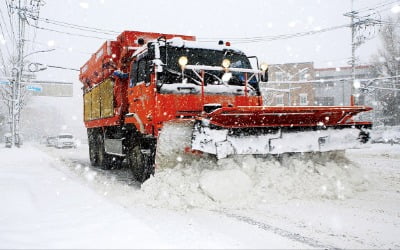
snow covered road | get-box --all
[1,143,399,249]
[0,144,311,249]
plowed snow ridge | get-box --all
[137,153,370,209]
[57,148,370,210]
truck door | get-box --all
[128,54,153,133]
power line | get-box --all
[28,14,350,44]
[0,50,8,75]
[367,18,400,26]
[354,0,399,13]
[0,4,13,75]
[46,64,80,71]
[372,4,400,14]
[37,16,119,34]
[24,14,121,36]
[24,39,92,55]
[37,18,118,35]
[0,7,14,57]
[3,0,17,45]
[0,20,12,58]
[30,15,120,36]
[32,21,350,44]
[267,74,400,85]
[29,24,112,40]
[198,24,349,44]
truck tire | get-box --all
[89,143,99,166]
[97,133,112,170]
[107,155,124,170]
[88,130,100,166]
[127,144,153,183]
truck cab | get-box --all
[125,38,268,136]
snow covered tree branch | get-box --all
[371,16,400,125]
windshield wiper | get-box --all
[164,67,201,85]
[204,72,224,84]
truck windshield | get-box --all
[159,46,258,89]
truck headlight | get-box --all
[222,59,231,68]
[178,56,188,67]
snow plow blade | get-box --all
[191,106,372,159]
[199,106,372,129]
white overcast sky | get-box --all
[1,0,399,83]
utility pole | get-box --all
[8,0,44,147]
[350,0,357,105]
[10,73,16,147]
[344,0,381,106]
[15,0,26,147]
[344,0,357,105]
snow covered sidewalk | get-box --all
[0,145,176,249]
[0,144,310,249]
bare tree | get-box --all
[371,16,400,125]
[0,55,30,135]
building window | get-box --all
[275,72,284,81]
[299,93,308,105]
[299,72,309,81]
[315,97,334,106]
[275,94,284,106]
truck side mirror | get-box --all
[261,69,269,82]
[147,43,155,59]
[145,61,152,85]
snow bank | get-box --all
[138,152,370,210]
[371,126,400,144]
[53,146,370,211]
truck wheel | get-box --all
[106,155,123,170]
[127,144,153,183]
[97,134,112,170]
[88,131,100,166]
[89,145,99,166]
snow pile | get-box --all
[199,169,252,202]
[371,126,400,144]
[138,152,370,210]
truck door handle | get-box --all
[133,98,140,102]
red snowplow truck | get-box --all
[80,31,372,182]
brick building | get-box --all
[261,62,315,106]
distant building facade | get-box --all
[261,62,315,106]
[314,65,376,106]
[261,61,384,124]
